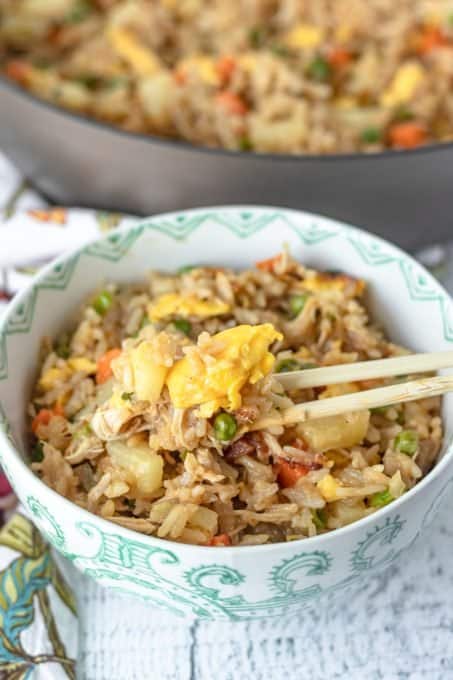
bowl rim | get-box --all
[2,75,453,165]
[0,204,452,556]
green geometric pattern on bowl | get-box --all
[0,207,452,619]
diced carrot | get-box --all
[207,533,232,546]
[31,403,66,434]
[416,26,448,55]
[216,56,236,85]
[256,254,282,272]
[53,402,65,417]
[5,60,31,84]
[215,91,248,116]
[96,348,122,384]
[274,458,310,488]
[389,121,427,149]
[173,68,187,86]
[31,409,54,434]
[28,208,67,225]
[328,47,353,68]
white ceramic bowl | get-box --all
[1,207,453,620]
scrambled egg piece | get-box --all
[148,293,230,321]
[39,357,97,390]
[317,474,343,502]
[107,27,160,76]
[285,24,325,49]
[334,97,358,110]
[67,358,97,374]
[301,272,365,297]
[167,323,282,417]
[380,62,425,108]
[239,53,258,72]
[178,56,220,85]
[39,367,70,391]
[335,24,354,44]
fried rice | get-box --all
[29,253,443,546]
[2,0,453,153]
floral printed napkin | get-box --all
[0,153,138,679]
[0,514,77,679]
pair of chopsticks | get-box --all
[252,350,453,430]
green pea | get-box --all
[289,293,310,318]
[74,74,99,89]
[92,290,113,316]
[369,489,394,508]
[312,509,327,529]
[104,76,128,89]
[65,0,92,23]
[307,56,331,82]
[370,405,389,415]
[394,430,419,456]
[31,441,44,463]
[121,392,134,401]
[173,319,192,336]
[394,106,414,122]
[271,44,291,58]
[74,423,92,439]
[361,127,381,144]
[214,412,237,442]
[276,359,301,373]
[276,359,317,373]
[249,27,265,48]
[239,136,253,151]
[55,337,70,359]
[33,58,51,69]
[178,265,197,274]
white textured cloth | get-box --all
[1,152,453,680]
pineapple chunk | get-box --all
[107,26,160,76]
[335,24,354,44]
[177,56,220,86]
[297,411,370,452]
[138,72,175,131]
[285,24,325,49]
[239,53,258,72]
[107,440,163,497]
[68,357,97,374]
[334,97,358,110]
[380,62,425,108]
[189,506,218,535]
[317,474,342,502]
[38,367,70,391]
[130,340,169,403]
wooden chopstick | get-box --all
[252,374,453,430]
[276,350,453,390]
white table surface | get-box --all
[67,487,453,680]
[2,152,453,680]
